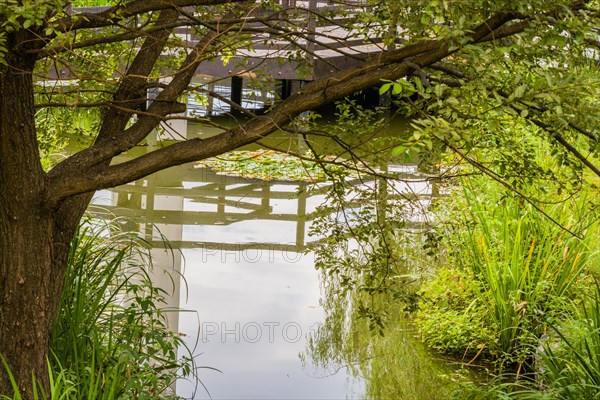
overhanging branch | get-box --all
[50,0,251,34]
[45,11,523,204]
[45,11,238,185]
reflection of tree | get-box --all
[306,241,453,398]
[304,287,459,399]
[299,152,462,398]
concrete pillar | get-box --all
[143,168,184,333]
[147,77,188,143]
[217,182,226,218]
[261,185,270,209]
[295,183,307,249]
[206,83,215,117]
[376,163,389,222]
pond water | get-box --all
[85,77,450,398]
[91,149,365,399]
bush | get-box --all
[417,268,496,358]
[51,218,195,399]
[417,177,598,370]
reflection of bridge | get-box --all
[92,162,328,252]
[90,147,434,336]
[91,158,434,252]
[90,158,330,333]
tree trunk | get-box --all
[0,14,176,393]
[0,35,84,398]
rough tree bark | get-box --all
[0,31,76,395]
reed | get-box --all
[523,280,600,399]
[419,175,598,370]
[461,181,596,366]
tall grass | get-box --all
[508,280,600,399]
[2,217,196,399]
[418,176,598,371]
[542,297,600,398]
[0,358,78,400]
[459,182,597,366]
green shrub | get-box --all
[417,177,598,370]
[417,268,496,358]
[2,217,197,399]
[50,217,194,399]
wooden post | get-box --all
[276,79,292,100]
[230,76,243,114]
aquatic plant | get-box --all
[418,176,598,371]
[194,149,348,182]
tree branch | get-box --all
[45,12,522,204]
[46,11,239,186]
[32,20,192,59]
[50,0,250,34]
[528,118,600,178]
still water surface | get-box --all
[91,154,365,399]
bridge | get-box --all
[63,1,390,115]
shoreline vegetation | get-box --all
[2,218,199,400]
[302,141,600,399]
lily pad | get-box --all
[194,150,334,182]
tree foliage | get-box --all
[0,0,599,397]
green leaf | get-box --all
[379,83,392,95]
[513,84,527,99]
[391,145,407,156]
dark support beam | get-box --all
[290,80,302,96]
[276,79,292,100]
[379,91,391,107]
[230,76,243,114]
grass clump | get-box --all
[507,280,600,399]
[53,218,194,399]
[417,177,598,372]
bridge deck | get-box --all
[74,1,387,81]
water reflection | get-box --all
[91,152,363,399]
